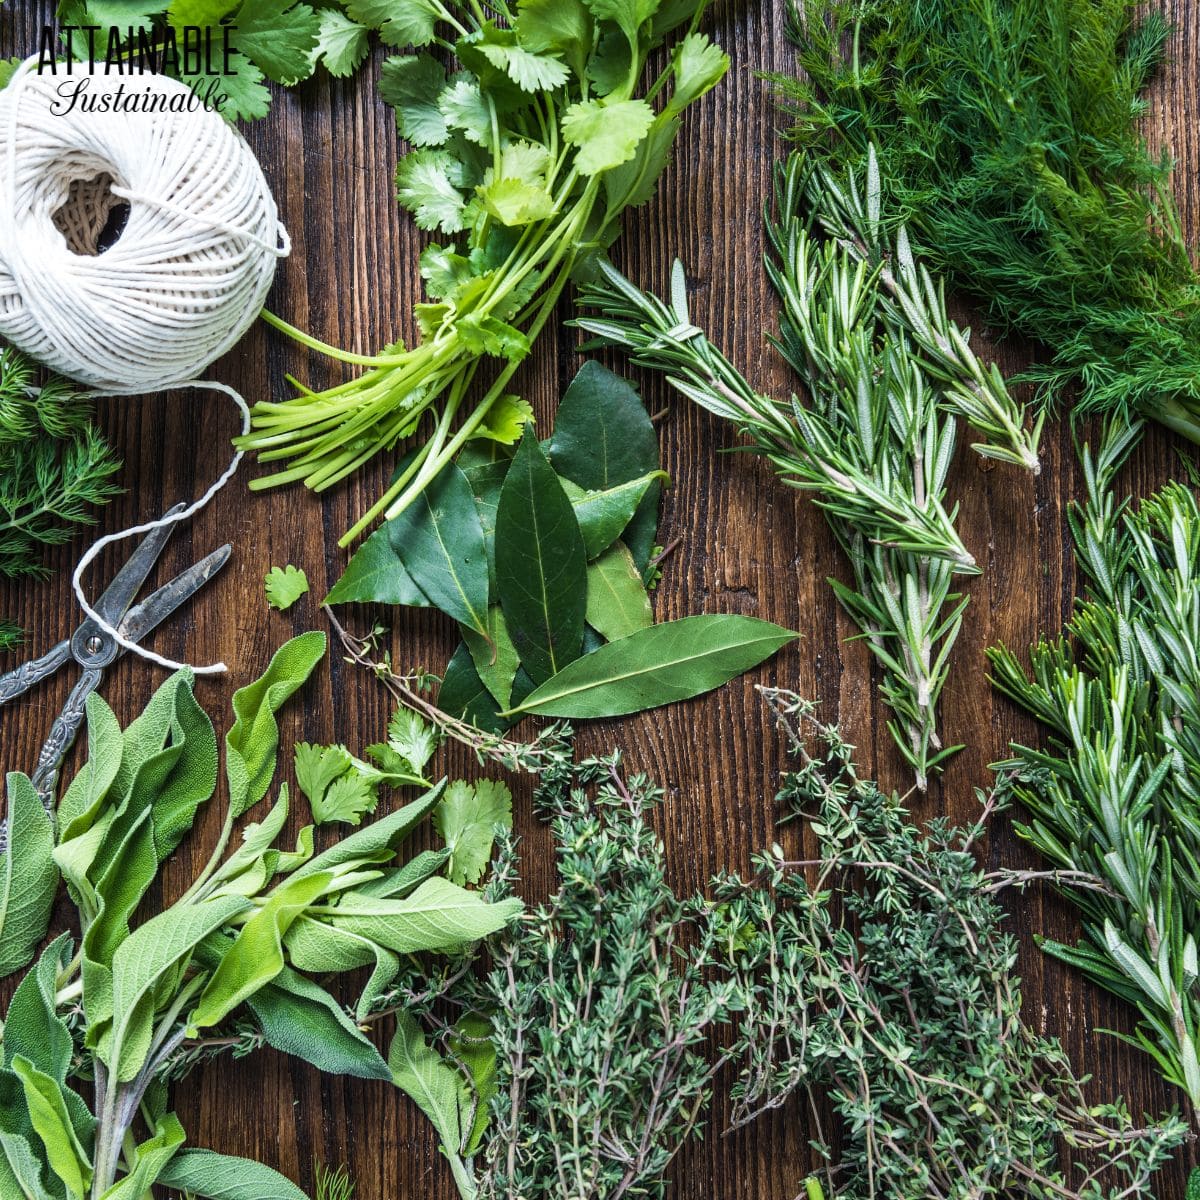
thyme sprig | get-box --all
[990,416,1200,1112]
[719,689,1188,1199]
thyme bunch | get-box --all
[779,0,1200,444]
[990,417,1200,1112]
[576,152,1028,787]
[719,689,1188,1199]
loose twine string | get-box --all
[0,57,289,673]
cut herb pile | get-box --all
[0,632,522,1198]
[781,0,1200,444]
[370,744,739,1200]
[0,341,121,653]
[326,363,797,728]
[577,150,1032,787]
[719,689,1187,1199]
[991,417,1200,1113]
[239,0,730,541]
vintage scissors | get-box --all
[0,503,231,839]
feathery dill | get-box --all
[779,0,1200,442]
[575,151,1030,788]
[990,416,1200,1112]
[719,689,1188,1199]
[0,347,121,649]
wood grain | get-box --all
[0,1,1196,1195]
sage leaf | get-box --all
[324,876,522,952]
[0,774,57,980]
[585,542,653,641]
[2,936,74,1080]
[157,1149,310,1200]
[463,607,520,709]
[389,460,489,635]
[105,895,251,1081]
[246,964,390,1081]
[325,526,431,607]
[495,427,587,684]
[562,470,669,559]
[547,361,661,570]
[192,871,334,1030]
[11,1055,92,1197]
[389,1010,469,1165]
[504,615,799,717]
[449,1012,496,1154]
[226,632,326,819]
[98,1112,184,1200]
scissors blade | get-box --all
[118,545,232,648]
[90,502,188,628]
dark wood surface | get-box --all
[1,1,1198,1195]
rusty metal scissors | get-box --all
[0,503,230,842]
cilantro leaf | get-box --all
[208,52,272,122]
[516,0,593,78]
[386,707,440,773]
[396,149,469,233]
[478,43,571,93]
[419,244,475,300]
[236,0,322,86]
[264,565,310,611]
[439,77,494,148]
[668,33,730,111]
[346,0,439,48]
[582,0,660,49]
[562,98,655,175]
[471,395,534,444]
[434,779,513,885]
[168,0,238,20]
[380,54,450,148]
[313,9,371,78]
[313,772,378,826]
[478,177,555,226]
[456,312,531,359]
[295,742,353,804]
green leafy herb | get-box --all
[577,149,1007,788]
[720,689,1187,1199]
[239,1,729,544]
[265,564,310,611]
[0,347,121,650]
[779,0,1200,445]
[433,778,512,886]
[0,773,58,978]
[990,416,1200,1112]
[502,614,798,719]
[0,632,523,1198]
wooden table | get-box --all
[1,1,1197,1195]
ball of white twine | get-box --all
[0,58,290,674]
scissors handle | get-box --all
[0,641,71,705]
[30,667,103,815]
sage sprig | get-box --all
[990,416,1200,1111]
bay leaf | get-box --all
[586,542,653,641]
[503,614,798,718]
[325,526,431,607]
[389,462,489,636]
[463,607,520,709]
[495,429,587,684]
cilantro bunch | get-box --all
[240,0,729,543]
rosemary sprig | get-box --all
[990,415,1200,1112]
[575,156,1014,787]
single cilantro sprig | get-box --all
[239,0,730,544]
[265,564,310,610]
